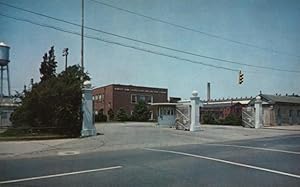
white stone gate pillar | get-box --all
[190,91,201,131]
[81,81,97,137]
[254,96,263,129]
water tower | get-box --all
[0,42,11,97]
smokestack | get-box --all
[207,82,211,102]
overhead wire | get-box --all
[0,13,240,72]
[0,1,299,73]
[89,0,300,59]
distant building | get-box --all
[248,94,300,126]
[92,84,168,120]
[0,97,19,127]
[202,97,252,106]
[169,97,181,103]
[201,102,243,122]
[200,97,252,123]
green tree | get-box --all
[115,108,128,121]
[95,109,107,122]
[40,46,57,82]
[202,112,217,124]
[131,100,150,122]
[107,108,114,121]
[11,47,90,137]
[220,114,242,126]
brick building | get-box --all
[201,102,243,122]
[92,84,168,120]
[200,97,252,124]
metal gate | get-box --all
[175,103,191,130]
[242,107,255,128]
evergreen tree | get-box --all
[108,108,114,121]
[131,100,150,121]
[40,46,57,82]
[95,109,107,122]
[115,108,128,122]
[11,47,90,137]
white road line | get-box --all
[0,166,122,184]
[143,148,300,179]
[203,143,300,155]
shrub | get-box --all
[95,109,107,122]
[131,101,150,122]
[220,114,242,126]
[115,108,128,121]
[107,108,114,121]
[202,112,217,124]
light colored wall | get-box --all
[269,104,300,125]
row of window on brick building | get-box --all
[93,94,104,102]
[131,95,153,104]
[92,94,154,104]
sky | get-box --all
[0,0,299,100]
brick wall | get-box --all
[93,84,168,120]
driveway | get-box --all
[0,122,299,159]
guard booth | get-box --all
[151,103,177,127]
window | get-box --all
[289,110,293,117]
[1,112,7,119]
[138,95,146,102]
[170,109,174,115]
[145,95,153,103]
[149,111,153,120]
[131,94,153,104]
[163,109,167,115]
[131,95,137,103]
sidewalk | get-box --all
[0,123,299,159]
[0,138,75,158]
[263,125,300,131]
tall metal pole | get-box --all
[63,48,69,71]
[81,0,84,72]
[65,53,68,70]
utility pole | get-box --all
[62,48,69,71]
[81,0,84,72]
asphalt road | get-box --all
[0,134,300,187]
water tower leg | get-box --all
[6,65,11,96]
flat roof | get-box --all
[94,84,168,91]
[151,103,177,106]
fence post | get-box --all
[81,81,96,137]
[190,91,201,131]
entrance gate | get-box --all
[175,104,190,130]
[242,107,255,128]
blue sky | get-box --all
[0,0,299,100]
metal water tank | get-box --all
[0,42,10,66]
